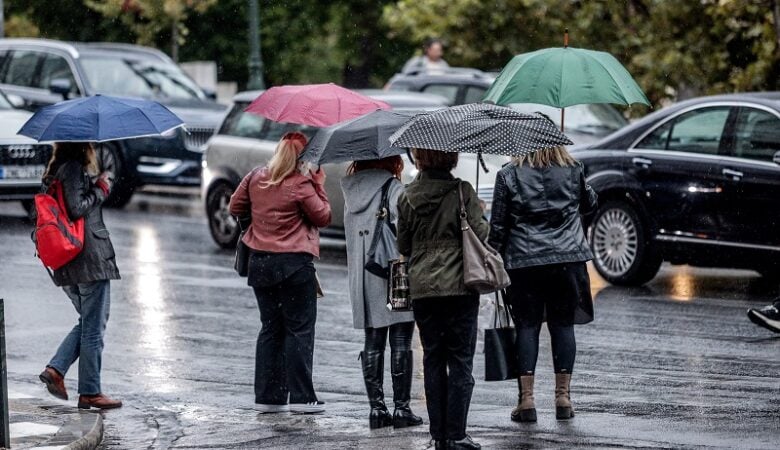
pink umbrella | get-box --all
[244,83,392,127]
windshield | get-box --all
[80,55,206,101]
[509,103,628,134]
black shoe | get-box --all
[747,300,780,333]
[361,350,393,429]
[428,439,446,449]
[447,435,481,449]
[391,350,424,428]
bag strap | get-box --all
[492,291,512,328]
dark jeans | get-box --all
[253,266,318,404]
[515,323,576,375]
[414,295,479,441]
[364,322,415,353]
[48,280,111,395]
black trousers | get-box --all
[364,322,415,353]
[253,266,318,404]
[414,295,479,441]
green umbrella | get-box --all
[484,32,650,129]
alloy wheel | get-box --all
[592,207,639,278]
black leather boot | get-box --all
[391,350,424,428]
[360,351,393,429]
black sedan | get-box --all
[573,93,780,286]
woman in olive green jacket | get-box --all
[397,148,488,450]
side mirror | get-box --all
[5,93,26,109]
[49,79,73,98]
[774,150,780,165]
[202,88,217,101]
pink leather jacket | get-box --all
[229,167,331,258]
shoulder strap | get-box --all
[457,181,467,218]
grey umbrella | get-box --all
[299,109,418,165]
[388,103,573,157]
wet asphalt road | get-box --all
[1,193,779,449]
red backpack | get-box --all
[34,179,85,270]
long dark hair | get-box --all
[43,142,98,183]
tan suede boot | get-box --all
[510,375,537,422]
[555,373,574,420]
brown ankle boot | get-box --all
[555,373,574,420]
[39,367,68,401]
[510,375,537,422]
[78,393,123,410]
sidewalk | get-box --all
[3,383,102,450]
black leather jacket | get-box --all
[45,146,120,286]
[487,163,597,269]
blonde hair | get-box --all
[512,146,577,168]
[261,132,308,188]
[43,142,99,182]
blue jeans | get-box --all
[48,280,111,395]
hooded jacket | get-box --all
[397,170,489,300]
[487,162,597,269]
[341,169,414,328]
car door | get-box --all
[718,106,780,248]
[629,105,735,242]
[420,83,459,105]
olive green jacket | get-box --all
[397,170,489,300]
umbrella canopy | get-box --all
[300,110,416,165]
[389,103,572,157]
[17,95,184,142]
[245,83,391,127]
[483,47,650,108]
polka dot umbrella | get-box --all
[389,103,572,157]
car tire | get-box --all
[589,200,662,286]
[103,144,135,208]
[207,182,239,249]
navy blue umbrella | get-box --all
[17,95,185,142]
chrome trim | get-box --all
[627,148,780,169]
[629,101,780,169]
[0,179,41,186]
[654,234,780,252]
[137,157,184,175]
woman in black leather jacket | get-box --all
[488,145,597,424]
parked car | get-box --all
[202,90,504,248]
[0,90,51,214]
[385,68,628,145]
[0,38,226,206]
[574,92,780,285]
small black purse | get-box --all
[365,178,399,278]
[234,215,252,277]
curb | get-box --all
[62,413,103,450]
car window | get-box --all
[219,102,266,139]
[463,86,486,104]
[3,51,42,87]
[637,107,730,155]
[421,84,458,104]
[37,53,78,93]
[732,108,780,163]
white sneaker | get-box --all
[256,403,289,413]
[289,401,325,414]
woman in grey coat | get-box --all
[341,156,422,430]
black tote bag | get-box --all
[484,291,518,381]
[365,178,399,278]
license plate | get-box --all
[0,165,45,180]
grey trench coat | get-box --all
[341,169,414,329]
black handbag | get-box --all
[484,291,518,381]
[234,215,252,277]
[365,178,399,278]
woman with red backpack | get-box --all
[37,142,123,410]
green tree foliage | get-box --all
[85,0,218,61]
[384,0,780,105]
[4,0,132,41]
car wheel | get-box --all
[207,182,239,249]
[103,144,135,208]
[589,200,662,286]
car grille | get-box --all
[183,127,215,151]
[0,144,53,166]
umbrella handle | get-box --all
[564,28,569,48]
